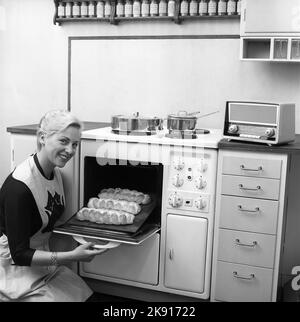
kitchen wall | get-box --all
[0,0,300,185]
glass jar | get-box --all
[159,0,167,16]
[208,0,217,16]
[116,0,125,17]
[180,0,189,16]
[218,0,227,16]
[57,2,65,18]
[167,0,175,16]
[81,1,89,16]
[104,0,111,17]
[133,0,141,17]
[72,2,81,17]
[96,0,105,17]
[88,1,96,17]
[125,0,133,17]
[198,0,208,16]
[65,1,73,18]
[150,0,158,16]
[237,0,241,15]
[227,0,236,15]
[141,0,150,16]
[189,0,198,16]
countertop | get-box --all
[6,122,110,135]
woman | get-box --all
[0,109,104,302]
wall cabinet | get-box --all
[211,150,288,302]
[240,0,300,62]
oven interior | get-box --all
[83,157,164,229]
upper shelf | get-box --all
[53,0,241,25]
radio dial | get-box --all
[172,174,184,187]
[265,128,275,138]
[228,124,239,134]
[195,198,207,210]
[195,177,207,190]
[168,193,183,208]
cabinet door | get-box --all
[11,134,37,170]
[242,0,300,34]
[164,214,208,294]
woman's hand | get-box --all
[71,242,107,262]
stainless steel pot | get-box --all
[167,110,220,131]
[111,113,163,132]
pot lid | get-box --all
[112,112,162,120]
[168,111,199,119]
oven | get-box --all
[54,127,221,299]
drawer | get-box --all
[218,229,276,268]
[214,261,273,302]
[222,155,282,179]
[221,175,280,200]
[219,196,279,234]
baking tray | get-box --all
[56,195,157,235]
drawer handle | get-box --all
[169,248,174,260]
[239,184,261,191]
[235,239,258,248]
[238,205,260,213]
[233,271,255,280]
[240,165,263,172]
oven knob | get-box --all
[198,160,208,173]
[195,198,207,210]
[172,174,184,187]
[168,193,183,208]
[228,124,239,134]
[173,159,185,171]
[265,128,275,138]
[195,177,207,189]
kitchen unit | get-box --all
[240,0,300,62]
[211,138,300,302]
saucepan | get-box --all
[167,110,219,131]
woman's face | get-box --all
[42,126,81,168]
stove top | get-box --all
[82,127,222,149]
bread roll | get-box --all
[76,207,134,225]
[98,188,151,205]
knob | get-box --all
[195,176,207,189]
[168,193,183,208]
[228,124,239,134]
[172,174,184,187]
[265,128,275,138]
[173,159,185,171]
[198,160,208,173]
[195,198,207,210]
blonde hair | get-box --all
[36,109,83,151]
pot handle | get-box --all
[196,110,220,118]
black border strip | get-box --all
[67,35,240,111]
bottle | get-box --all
[198,0,208,16]
[96,0,105,17]
[116,0,125,17]
[167,0,175,16]
[57,2,65,18]
[141,0,150,16]
[208,0,217,16]
[125,0,133,17]
[65,1,73,18]
[133,0,141,17]
[159,0,167,16]
[150,0,158,16]
[88,1,96,17]
[227,0,236,15]
[104,0,112,17]
[72,2,81,17]
[81,1,89,17]
[218,0,227,16]
[236,0,241,15]
[180,0,189,16]
[189,0,198,16]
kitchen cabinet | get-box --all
[164,214,208,293]
[53,0,240,25]
[211,150,288,302]
[240,0,300,62]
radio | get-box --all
[223,101,295,145]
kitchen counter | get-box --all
[218,135,300,154]
[6,121,110,135]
